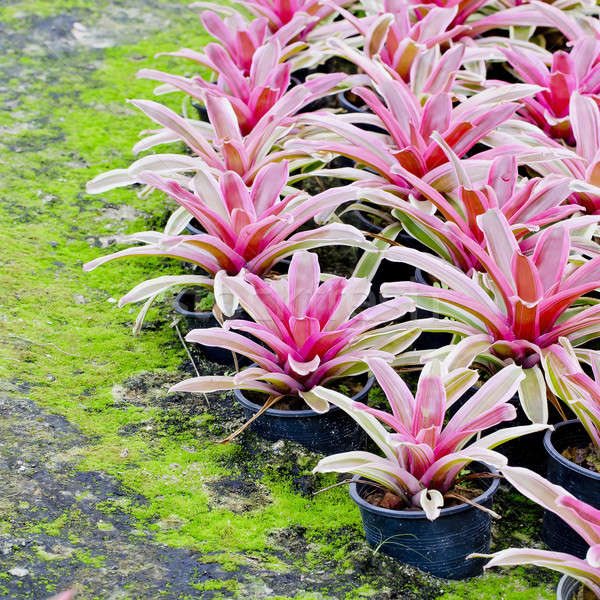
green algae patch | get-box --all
[440,568,558,600]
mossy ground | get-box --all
[0,1,560,598]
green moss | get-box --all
[440,569,556,600]
[191,579,239,592]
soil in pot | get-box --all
[543,420,600,558]
[234,375,373,453]
[350,462,500,579]
[562,442,600,472]
[365,479,486,511]
[575,588,598,600]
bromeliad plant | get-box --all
[222,0,353,38]
[359,152,581,274]
[312,357,547,520]
[175,9,310,76]
[83,162,369,319]
[326,5,473,90]
[288,70,538,193]
[86,77,341,195]
[138,39,342,136]
[382,209,600,424]
[545,92,600,216]
[477,465,600,597]
[543,340,600,451]
[169,251,418,414]
[500,36,600,143]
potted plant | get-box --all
[499,36,600,144]
[85,76,340,194]
[382,209,600,431]
[311,356,547,578]
[477,465,600,600]
[84,161,370,342]
[537,341,600,557]
[286,64,537,194]
[331,4,470,97]
[138,38,344,137]
[536,93,600,216]
[169,251,419,453]
[359,152,581,276]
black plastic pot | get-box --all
[543,420,600,558]
[349,462,500,579]
[337,90,387,134]
[173,289,249,367]
[184,218,203,236]
[557,576,584,600]
[352,211,426,299]
[234,377,374,453]
[192,101,208,122]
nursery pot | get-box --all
[192,101,208,122]
[184,218,205,236]
[337,90,387,134]
[234,376,374,453]
[173,288,249,367]
[411,268,453,351]
[556,575,592,600]
[348,462,500,579]
[352,211,427,298]
[543,420,600,559]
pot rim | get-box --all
[556,574,581,599]
[174,288,247,320]
[337,89,369,113]
[544,420,600,481]
[234,376,374,418]
[348,462,500,520]
[174,288,214,319]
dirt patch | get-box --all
[0,391,239,599]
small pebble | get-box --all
[9,567,29,577]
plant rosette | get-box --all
[543,421,600,559]
[311,358,549,577]
[169,251,419,443]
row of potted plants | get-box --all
[84,0,600,595]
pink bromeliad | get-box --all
[83,163,369,320]
[86,78,340,195]
[382,209,600,423]
[478,466,600,597]
[312,358,546,519]
[359,152,585,273]
[138,39,342,136]
[169,251,418,409]
[287,65,537,193]
[497,36,600,143]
